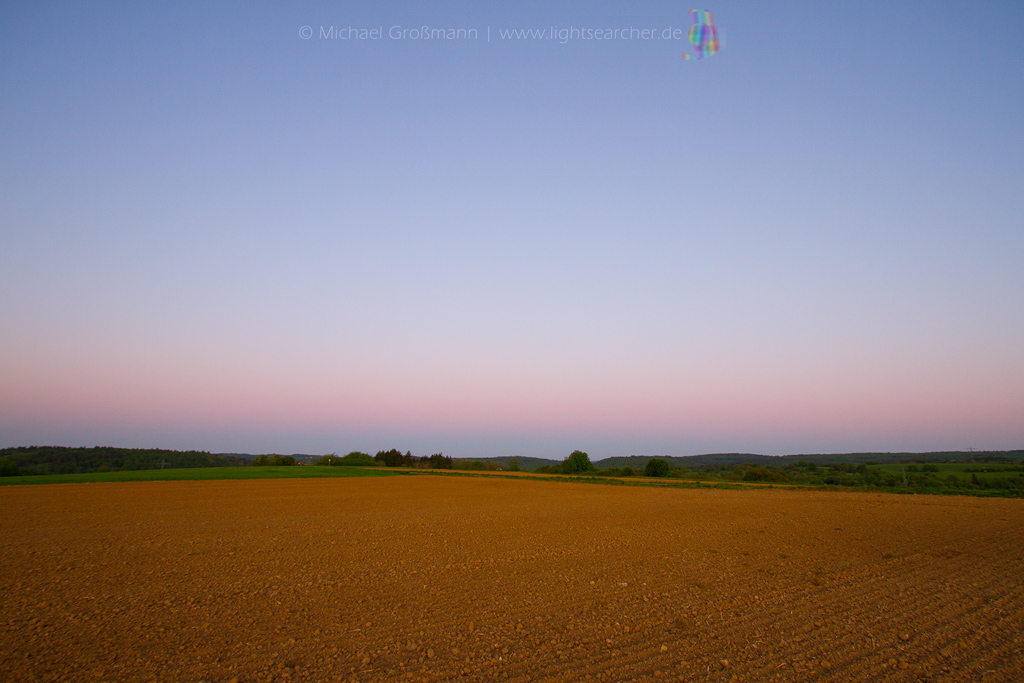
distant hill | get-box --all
[0,446,249,475]
[596,451,1024,469]
[4,446,1019,477]
[447,450,1024,473]
[595,454,772,469]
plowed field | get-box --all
[2,476,1022,682]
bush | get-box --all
[922,464,939,472]
[561,450,595,474]
[620,466,633,477]
[645,458,670,478]
[338,452,375,467]
[253,454,296,466]
[742,467,788,482]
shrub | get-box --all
[922,464,939,472]
[337,452,375,467]
[621,466,633,477]
[561,450,596,474]
[645,458,670,478]
[317,453,338,466]
[742,467,788,482]
[252,454,297,466]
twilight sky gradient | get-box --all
[2,2,1022,459]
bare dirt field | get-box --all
[2,475,1022,682]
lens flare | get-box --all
[682,9,720,60]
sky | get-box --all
[1,1,1022,459]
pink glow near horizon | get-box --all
[4,344,1020,452]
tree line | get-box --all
[314,450,453,469]
[0,446,248,476]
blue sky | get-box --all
[1,2,1022,458]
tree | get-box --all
[645,458,670,478]
[561,450,595,474]
[508,457,520,472]
[375,449,405,467]
[252,454,268,466]
[428,453,452,469]
[0,457,20,477]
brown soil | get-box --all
[2,476,1022,682]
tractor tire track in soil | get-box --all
[1,476,1022,682]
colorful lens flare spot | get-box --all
[682,9,719,60]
